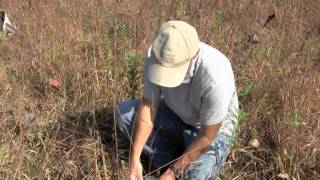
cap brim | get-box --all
[146,53,190,88]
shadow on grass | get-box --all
[55,106,154,179]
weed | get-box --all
[228,107,248,147]
[234,107,248,135]
[117,22,129,40]
[240,83,253,97]
[259,46,270,60]
[63,47,74,60]
[290,107,301,127]
[102,32,111,67]
[237,108,247,124]
[212,9,225,34]
[126,52,139,99]
[283,148,295,173]
[44,52,54,64]
[53,38,64,50]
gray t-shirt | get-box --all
[143,42,239,136]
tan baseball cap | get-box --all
[146,20,199,88]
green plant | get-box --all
[63,47,74,60]
[233,107,248,137]
[290,107,300,127]
[283,148,295,173]
[240,83,253,97]
[102,32,110,67]
[228,107,248,146]
[237,108,247,125]
[126,52,139,99]
[44,52,54,64]
[117,22,129,39]
[53,38,64,50]
[212,9,225,33]
[259,46,270,60]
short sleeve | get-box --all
[200,84,231,125]
[143,47,161,101]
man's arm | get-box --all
[129,98,158,179]
[161,123,221,179]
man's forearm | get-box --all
[174,124,221,170]
[174,134,212,169]
[130,116,153,161]
[130,99,158,162]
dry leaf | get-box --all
[49,79,61,89]
[278,173,290,179]
[249,138,260,148]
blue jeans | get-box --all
[115,100,234,180]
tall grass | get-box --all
[0,0,319,179]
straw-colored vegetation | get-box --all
[0,0,319,179]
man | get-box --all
[115,20,238,180]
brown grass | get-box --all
[0,0,319,179]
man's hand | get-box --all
[128,159,143,180]
[160,168,175,180]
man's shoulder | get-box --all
[199,42,230,64]
[199,42,223,55]
[196,42,233,86]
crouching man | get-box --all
[115,20,239,180]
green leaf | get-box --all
[237,108,247,123]
[126,52,139,99]
[240,83,253,97]
[127,52,137,65]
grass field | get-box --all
[0,0,320,179]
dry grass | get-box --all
[0,0,319,179]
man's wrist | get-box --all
[174,155,190,169]
[130,153,140,164]
[169,163,184,179]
